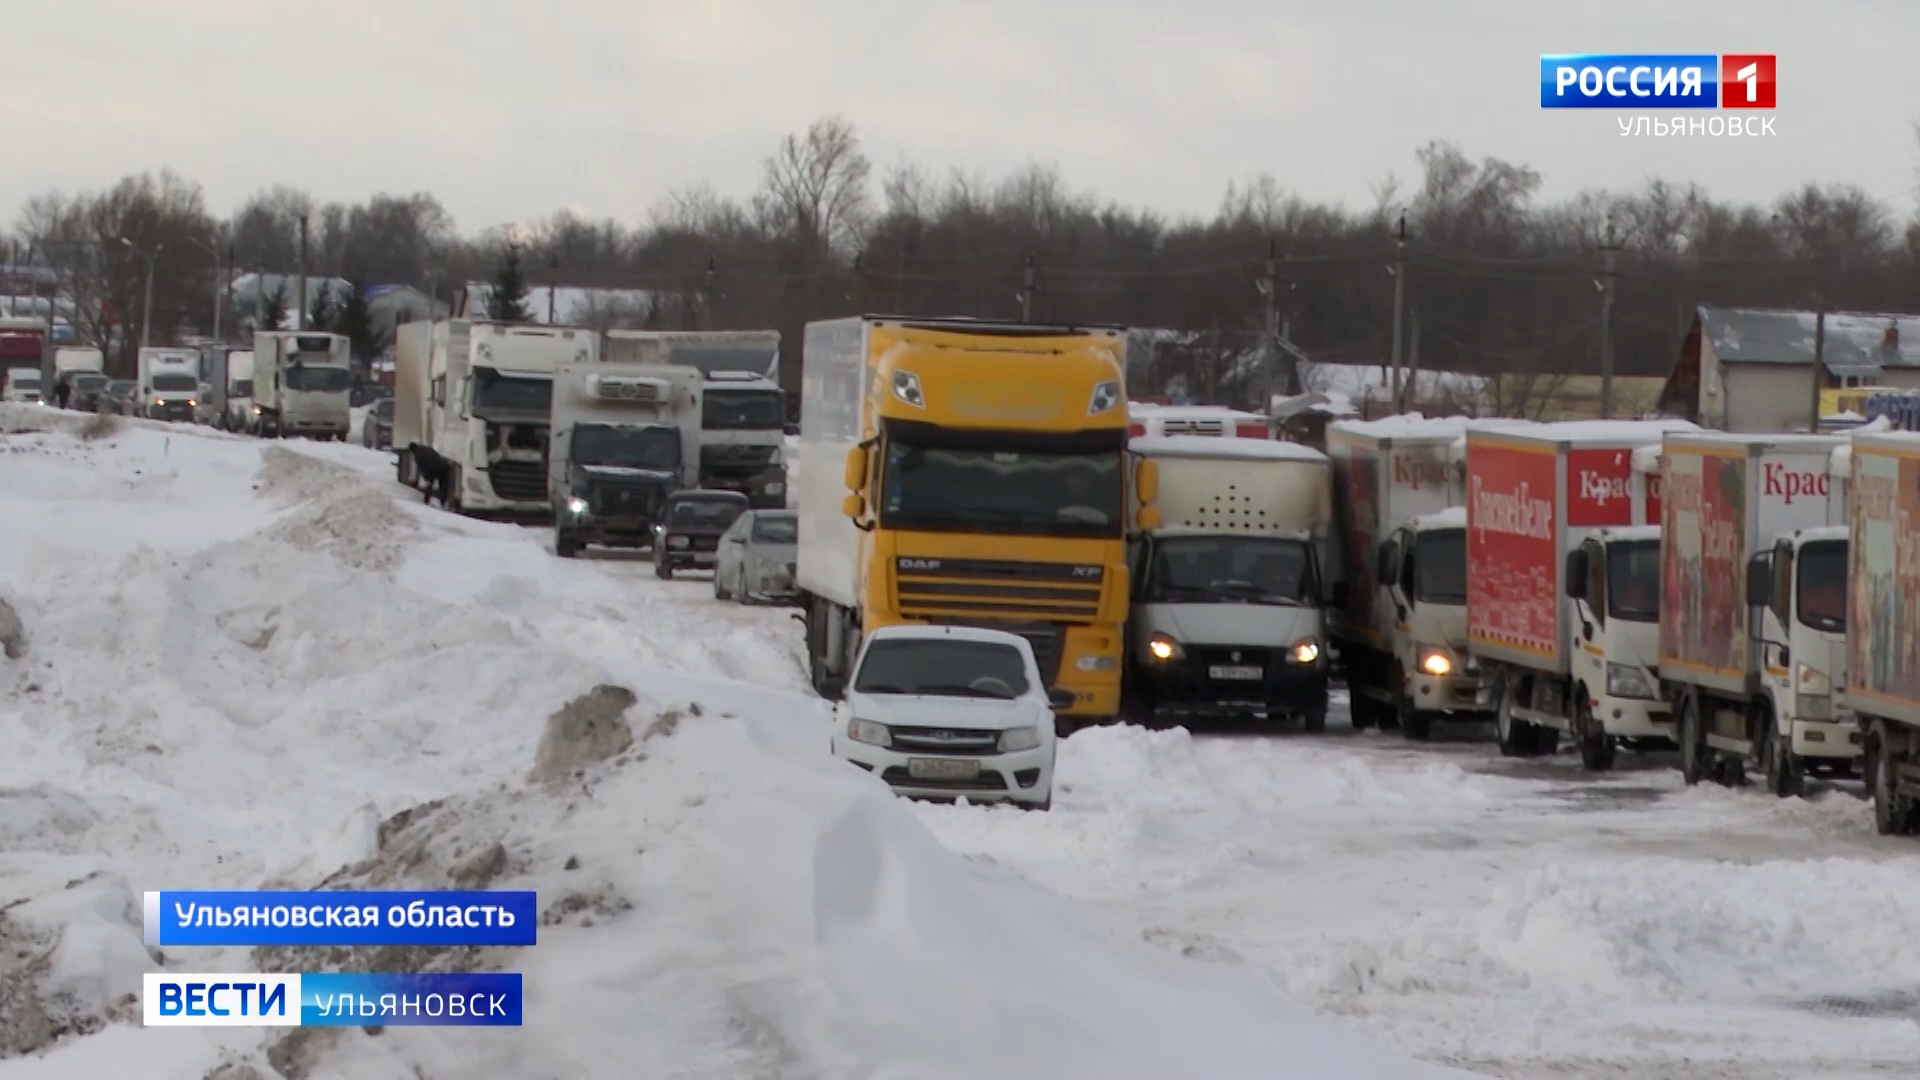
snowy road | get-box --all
[4,410,1920,1079]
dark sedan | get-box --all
[653,490,750,580]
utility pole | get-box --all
[1258,237,1281,412]
[120,238,161,348]
[547,253,559,323]
[1402,309,1422,412]
[297,214,310,330]
[1810,292,1828,433]
[1598,219,1623,419]
[1387,212,1409,410]
[1017,250,1036,322]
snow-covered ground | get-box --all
[6,407,1920,1079]
[0,407,1476,1078]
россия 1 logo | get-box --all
[1539,53,1776,136]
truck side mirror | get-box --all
[1133,458,1160,503]
[1564,549,1589,600]
[843,445,868,491]
[841,493,866,519]
[1745,552,1772,608]
[1134,505,1162,531]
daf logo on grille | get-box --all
[899,558,940,570]
[1071,566,1100,578]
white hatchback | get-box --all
[831,625,1063,810]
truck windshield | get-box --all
[1414,529,1467,604]
[853,638,1030,700]
[702,388,784,430]
[1146,536,1315,606]
[879,441,1123,539]
[573,424,679,469]
[151,373,198,392]
[1796,539,1846,633]
[472,368,552,415]
[284,366,350,392]
[1605,539,1661,623]
[229,379,253,397]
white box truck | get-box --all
[1122,435,1335,731]
[1464,421,1687,763]
[250,332,350,439]
[604,330,787,508]
[549,362,703,557]
[1660,432,1856,791]
[1842,431,1920,833]
[394,320,597,515]
[137,348,201,421]
[221,350,255,431]
[53,347,108,411]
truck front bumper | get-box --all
[1132,653,1329,717]
[1408,671,1493,716]
[1596,695,1673,739]
[280,416,347,437]
[566,521,656,547]
[1792,719,1865,759]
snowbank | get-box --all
[0,418,1476,1078]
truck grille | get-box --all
[487,461,548,502]
[894,557,1104,621]
[591,484,660,517]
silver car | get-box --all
[713,509,798,604]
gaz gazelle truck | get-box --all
[137,347,202,421]
[604,330,788,507]
[1660,432,1857,792]
[549,362,703,557]
[796,316,1158,729]
[250,331,351,439]
[393,319,598,516]
[1122,434,1334,730]
[1837,431,1920,833]
[1464,420,1688,764]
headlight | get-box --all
[846,718,890,747]
[891,370,925,408]
[998,726,1042,752]
[187,399,197,407]
[1605,662,1656,700]
[565,496,589,515]
[1291,640,1320,665]
[1795,663,1830,696]
[152,399,166,406]
[669,536,689,549]
[1147,634,1182,662]
[1087,379,1121,415]
[1418,646,1452,677]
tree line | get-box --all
[10,116,1920,400]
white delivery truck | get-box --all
[394,320,597,515]
[1326,416,1483,733]
[1126,404,1272,439]
[221,350,255,431]
[137,348,202,421]
[1841,430,1920,833]
[250,332,351,439]
[3,367,42,404]
[549,362,703,557]
[1122,435,1334,731]
[1464,421,1687,763]
[604,330,787,508]
[1660,432,1856,791]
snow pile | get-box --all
[0,420,1476,1078]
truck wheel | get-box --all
[1302,702,1328,735]
[1678,694,1709,786]
[555,533,581,559]
[1348,695,1378,732]
[1394,670,1431,742]
[1494,676,1534,758]
[1762,723,1801,799]
[1870,721,1915,836]
[1576,698,1615,773]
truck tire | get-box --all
[1576,697,1615,773]
[1494,675,1535,758]
[1761,714,1801,798]
[1349,695,1378,732]
[1870,720,1915,836]
[1678,694,1709,786]
[555,532,582,559]
[1394,668,1431,741]
[1302,702,1328,735]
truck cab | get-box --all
[550,364,702,557]
[1562,525,1671,758]
[603,330,787,509]
[4,367,42,404]
[1744,525,1859,793]
[1376,507,1488,736]
[253,332,350,439]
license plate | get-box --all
[1209,665,1263,680]
[907,758,980,781]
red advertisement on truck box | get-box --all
[1847,448,1920,710]
[1660,448,1747,678]
[1337,445,1382,631]
[1643,469,1664,526]
[1467,438,1559,659]
[1566,447,1637,528]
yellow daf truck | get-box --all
[796,316,1158,728]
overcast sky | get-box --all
[7,0,1916,233]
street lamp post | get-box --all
[120,237,162,349]
[187,234,223,341]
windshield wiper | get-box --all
[856,683,907,695]
[918,684,1012,699]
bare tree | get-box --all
[755,115,872,262]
